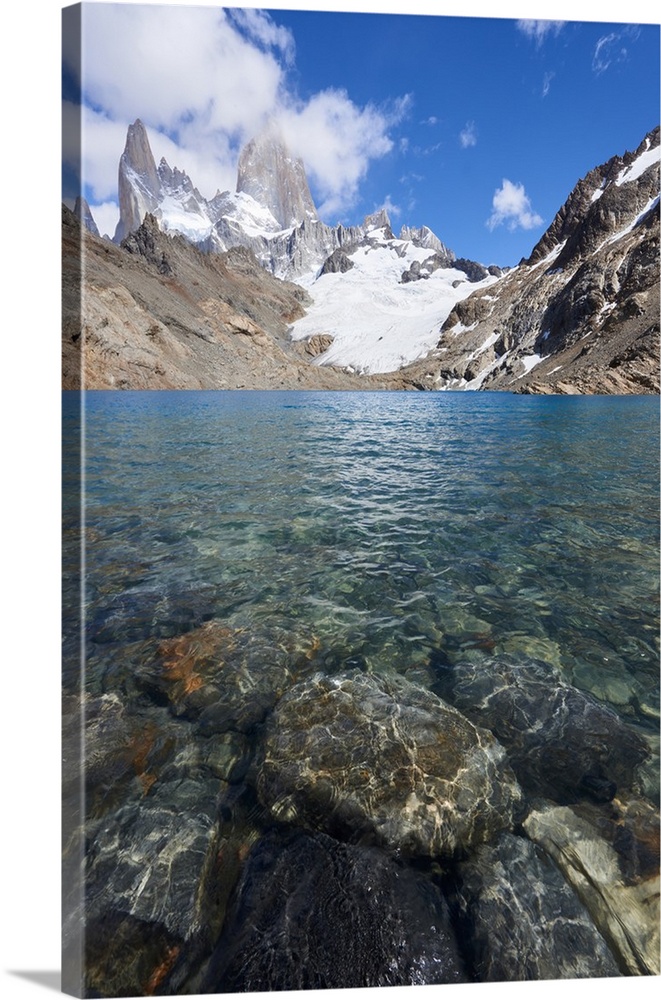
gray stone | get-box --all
[442,655,649,802]
[452,832,621,980]
[86,797,220,941]
[114,118,163,242]
[236,121,318,230]
[453,257,490,282]
[121,213,173,274]
[524,799,660,975]
[320,248,355,274]
[73,195,100,237]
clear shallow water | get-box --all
[66,390,659,730]
[62,389,660,991]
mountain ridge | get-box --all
[72,120,659,393]
[413,126,660,393]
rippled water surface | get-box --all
[62,390,661,992]
[67,390,659,720]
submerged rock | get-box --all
[79,792,221,997]
[524,800,660,975]
[571,794,661,887]
[85,790,221,943]
[256,670,523,856]
[81,911,183,999]
[135,619,319,733]
[440,655,649,802]
[204,830,467,991]
[452,832,620,980]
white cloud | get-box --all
[421,116,439,126]
[227,7,295,66]
[281,92,408,220]
[459,121,477,148]
[378,195,401,219]
[68,4,408,223]
[487,179,543,231]
[542,71,555,97]
[592,29,638,74]
[88,202,121,241]
[78,6,282,137]
[62,102,130,202]
[593,33,618,74]
[411,141,442,157]
[516,20,565,45]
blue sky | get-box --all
[63,3,660,267]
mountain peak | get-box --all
[74,195,100,237]
[364,208,392,232]
[399,224,454,259]
[114,118,162,243]
[236,124,318,230]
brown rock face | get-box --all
[236,122,318,230]
[62,204,405,390]
[114,119,162,242]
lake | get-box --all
[62,390,660,994]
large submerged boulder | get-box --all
[452,832,620,980]
[439,655,649,802]
[135,619,319,734]
[255,670,523,856]
[204,830,467,991]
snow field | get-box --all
[290,235,498,374]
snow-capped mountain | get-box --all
[109,119,474,287]
[79,118,658,393]
[411,126,659,393]
[111,119,339,277]
[107,118,496,371]
[112,119,279,248]
[289,225,498,374]
[236,121,318,230]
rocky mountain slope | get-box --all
[62,204,415,390]
[401,128,659,394]
[72,121,659,393]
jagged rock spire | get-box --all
[363,207,392,232]
[74,195,100,237]
[236,121,318,230]
[400,224,454,260]
[114,119,162,243]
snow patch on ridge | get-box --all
[218,191,285,238]
[516,353,543,376]
[530,240,567,270]
[616,144,660,186]
[290,241,497,374]
[595,194,660,253]
[159,196,214,241]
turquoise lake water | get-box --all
[65,391,659,734]
[61,389,660,991]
